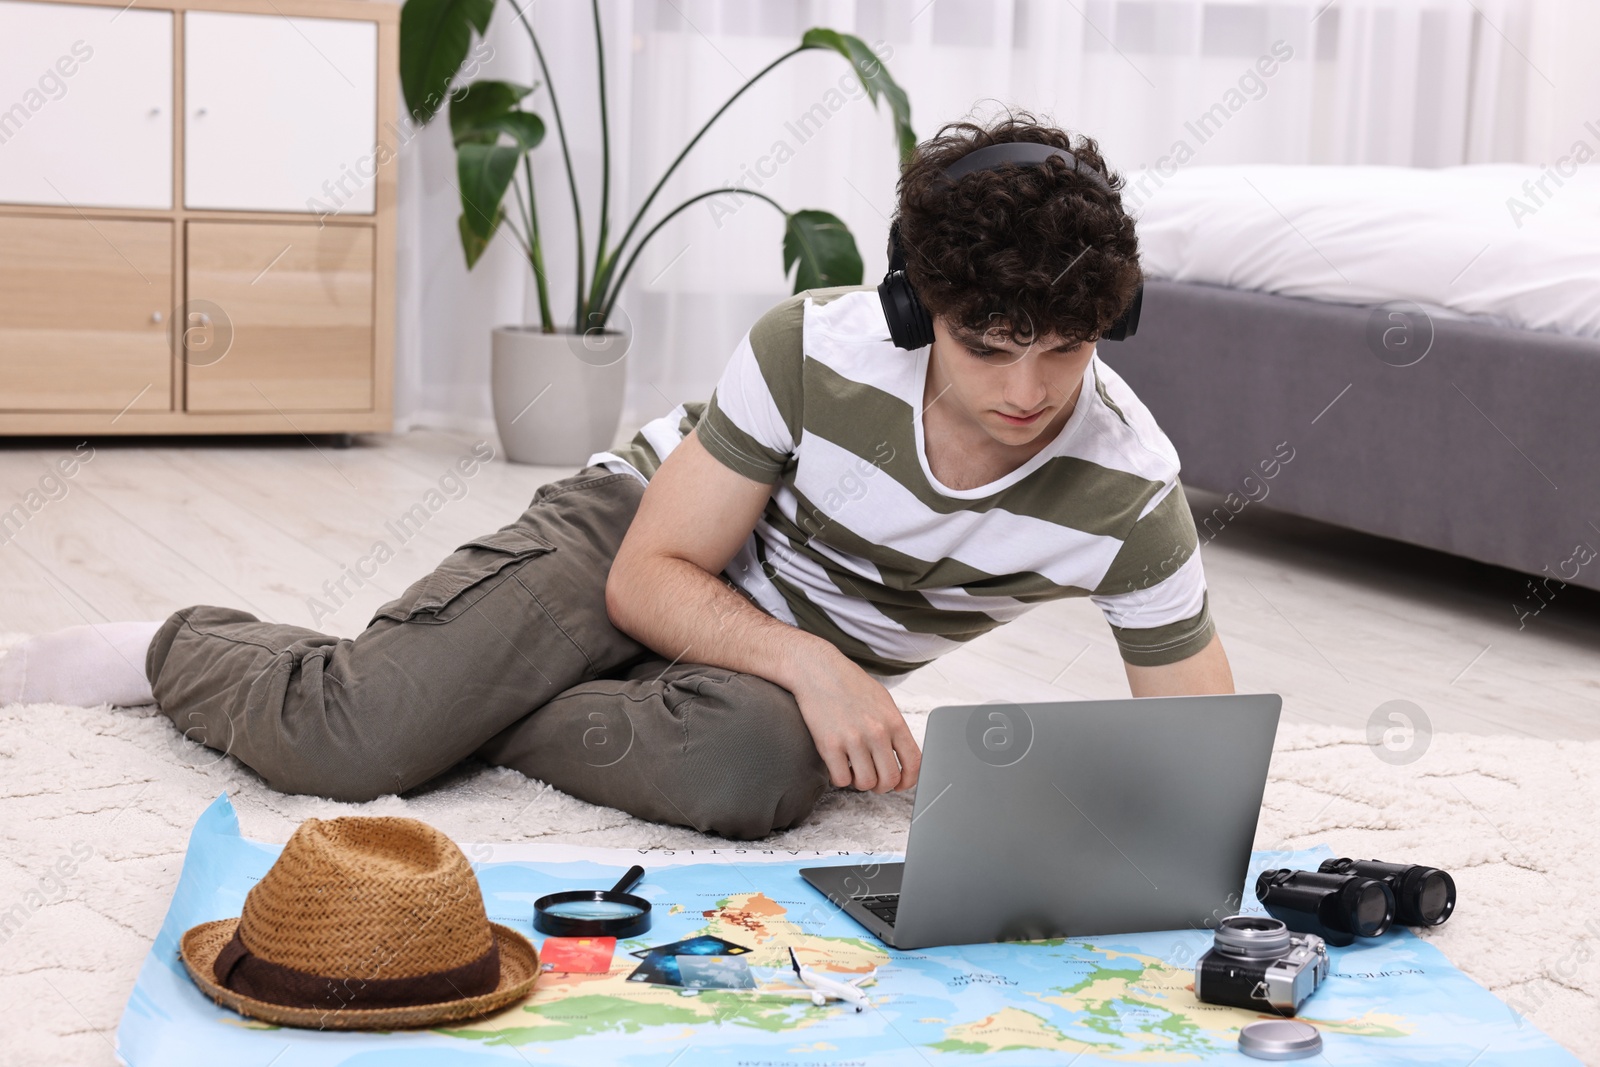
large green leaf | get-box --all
[449,80,545,148]
[800,28,916,162]
[783,210,863,292]
[400,0,495,125]
[457,141,521,249]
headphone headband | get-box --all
[940,142,1114,197]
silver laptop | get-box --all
[800,694,1282,949]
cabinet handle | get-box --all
[195,107,207,117]
[149,107,161,117]
[151,311,164,324]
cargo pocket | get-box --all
[370,527,556,626]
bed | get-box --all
[1102,164,1600,596]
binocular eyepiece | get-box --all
[1256,857,1456,947]
[1318,858,1456,928]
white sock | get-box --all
[0,621,163,707]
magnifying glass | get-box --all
[533,864,653,938]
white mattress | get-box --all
[1131,163,1600,340]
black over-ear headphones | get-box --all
[877,141,1144,350]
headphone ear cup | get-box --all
[878,271,936,350]
[1100,282,1143,342]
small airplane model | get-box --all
[788,947,876,1012]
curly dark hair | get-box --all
[894,111,1140,346]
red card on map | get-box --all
[541,936,616,973]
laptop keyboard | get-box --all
[855,894,900,926]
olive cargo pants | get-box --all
[144,467,829,839]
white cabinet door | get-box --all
[185,11,377,214]
[0,0,172,209]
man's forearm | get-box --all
[1123,633,1235,697]
[606,554,843,694]
[605,433,920,794]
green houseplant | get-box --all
[400,0,915,464]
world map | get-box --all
[117,795,1579,1066]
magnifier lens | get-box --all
[534,865,653,937]
[543,899,643,920]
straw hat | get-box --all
[179,815,539,1030]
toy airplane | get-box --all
[788,947,876,1012]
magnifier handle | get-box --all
[611,865,645,895]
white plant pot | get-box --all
[491,325,629,466]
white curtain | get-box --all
[392,0,1590,439]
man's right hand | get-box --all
[787,644,921,794]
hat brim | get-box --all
[179,919,540,1031]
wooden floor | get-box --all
[1,429,1596,740]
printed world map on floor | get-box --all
[115,794,1578,1065]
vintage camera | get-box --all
[1318,857,1456,928]
[1193,916,1330,1016]
[1256,868,1395,947]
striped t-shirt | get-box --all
[589,285,1214,688]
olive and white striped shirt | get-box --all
[589,285,1214,688]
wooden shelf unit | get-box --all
[0,0,398,435]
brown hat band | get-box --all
[212,927,501,1012]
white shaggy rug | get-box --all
[0,634,1595,1065]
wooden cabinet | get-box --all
[185,12,378,213]
[186,221,373,411]
[0,1,173,209]
[0,214,173,410]
[0,0,396,437]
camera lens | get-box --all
[1318,858,1456,928]
[1213,915,1292,959]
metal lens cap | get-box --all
[1239,1020,1323,1060]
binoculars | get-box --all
[1255,857,1456,947]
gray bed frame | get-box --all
[1100,280,1600,595]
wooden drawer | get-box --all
[184,220,374,412]
[0,214,172,412]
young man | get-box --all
[0,116,1230,840]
